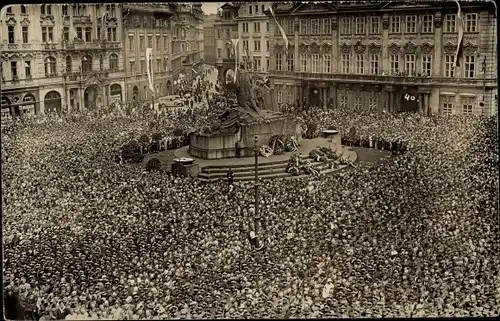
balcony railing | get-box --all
[63,70,117,82]
[73,16,92,24]
[271,70,496,86]
[62,41,122,50]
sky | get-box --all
[202,3,221,15]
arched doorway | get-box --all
[110,84,122,103]
[1,96,11,119]
[84,86,100,110]
[22,93,36,116]
[309,87,320,107]
[44,91,62,114]
[225,68,234,84]
[399,91,419,113]
[166,81,172,95]
[132,86,139,101]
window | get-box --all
[311,19,319,34]
[217,29,221,38]
[44,56,56,76]
[390,54,399,74]
[163,59,167,72]
[464,55,475,78]
[65,56,72,72]
[41,5,52,15]
[300,19,308,34]
[266,58,270,71]
[164,36,168,51]
[24,60,31,77]
[107,4,116,18]
[266,22,269,32]
[356,54,364,74]
[129,36,134,50]
[156,36,160,50]
[390,16,401,33]
[242,40,248,52]
[255,5,259,14]
[370,17,380,34]
[422,15,433,33]
[140,36,144,50]
[323,54,331,73]
[242,23,248,33]
[405,54,416,75]
[10,61,17,78]
[323,18,331,34]
[97,27,101,40]
[249,5,252,15]
[217,48,222,58]
[369,97,378,109]
[226,29,230,38]
[465,14,477,32]
[156,59,161,72]
[254,40,261,52]
[276,53,282,71]
[406,15,417,33]
[254,22,260,33]
[441,96,453,115]
[354,96,362,110]
[311,54,320,73]
[21,5,27,14]
[63,27,69,41]
[255,58,261,71]
[82,55,92,73]
[85,28,92,42]
[8,26,14,44]
[356,17,365,34]
[266,40,269,52]
[148,36,152,48]
[300,53,307,72]
[462,97,474,114]
[445,14,456,32]
[444,55,454,77]
[76,27,83,40]
[287,53,294,71]
[22,27,28,43]
[421,55,432,76]
[370,54,379,74]
[140,60,145,74]
[262,4,265,13]
[129,61,135,74]
[340,94,348,108]
[107,28,117,42]
[341,54,350,73]
[110,54,118,71]
[41,27,54,42]
[99,54,104,71]
[6,7,12,13]
[340,17,351,34]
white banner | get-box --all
[230,38,240,83]
[453,0,463,68]
[146,48,154,95]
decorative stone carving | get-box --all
[310,42,320,53]
[20,18,30,27]
[274,43,283,53]
[388,43,401,54]
[420,42,434,54]
[403,41,417,54]
[463,41,478,54]
[368,42,381,54]
[382,16,389,30]
[10,53,20,60]
[354,41,366,54]
[434,12,442,28]
[321,42,332,53]
[40,15,55,26]
[294,20,299,33]
[299,42,308,53]
[6,17,17,26]
[331,17,338,31]
[22,53,34,60]
[1,53,9,61]
[443,42,456,54]
[340,42,351,54]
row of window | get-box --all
[274,52,476,78]
[6,25,118,44]
[240,21,270,34]
[241,39,270,52]
[128,35,169,52]
[128,59,169,75]
[441,96,477,115]
[6,4,117,17]
[241,4,267,16]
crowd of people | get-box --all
[2,89,499,319]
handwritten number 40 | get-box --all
[404,94,416,101]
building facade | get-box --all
[203,14,217,65]
[122,4,173,102]
[268,1,497,116]
[1,4,125,117]
[214,3,240,83]
[237,2,271,74]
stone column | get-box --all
[433,12,443,77]
[418,93,423,114]
[294,17,299,72]
[385,85,395,112]
[330,84,337,109]
[79,88,85,112]
[66,88,71,113]
[424,93,430,116]
[382,14,390,73]
[331,17,338,73]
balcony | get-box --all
[73,15,92,24]
[44,43,57,50]
[62,41,122,51]
[63,70,122,83]
[271,71,497,87]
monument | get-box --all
[189,63,301,159]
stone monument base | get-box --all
[189,116,301,159]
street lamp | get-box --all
[249,134,264,251]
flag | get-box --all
[269,5,289,54]
[101,12,108,40]
[453,0,464,68]
[192,68,197,74]
[230,38,240,83]
[146,48,154,95]
[69,15,77,40]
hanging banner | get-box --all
[453,0,464,68]
[230,38,240,83]
[269,5,289,54]
[146,48,154,94]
